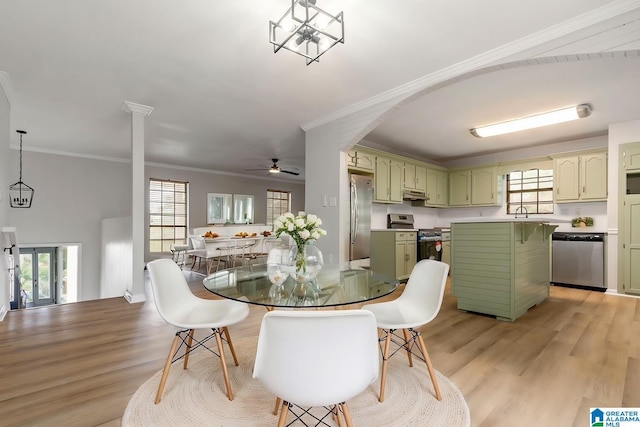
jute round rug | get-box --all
[123,337,470,426]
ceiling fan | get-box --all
[247,158,300,176]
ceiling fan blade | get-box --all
[281,170,300,176]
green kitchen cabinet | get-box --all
[371,230,417,281]
[374,156,403,203]
[451,221,556,321]
[347,149,375,173]
[553,151,607,202]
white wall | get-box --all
[0,84,10,317]
[8,152,132,301]
[6,154,305,302]
[145,164,305,262]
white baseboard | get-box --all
[124,290,146,304]
[0,304,6,321]
[605,289,640,299]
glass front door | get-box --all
[20,247,56,307]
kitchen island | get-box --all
[451,220,558,321]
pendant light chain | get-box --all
[9,129,35,208]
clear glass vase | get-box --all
[289,242,323,284]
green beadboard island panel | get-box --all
[451,221,554,321]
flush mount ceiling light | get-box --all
[9,130,35,208]
[470,104,592,138]
[269,0,344,65]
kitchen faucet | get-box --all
[514,206,529,219]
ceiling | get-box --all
[2,1,640,182]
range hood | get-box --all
[402,190,428,201]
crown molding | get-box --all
[301,0,640,132]
[121,101,154,116]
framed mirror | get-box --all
[207,193,232,224]
[233,194,254,224]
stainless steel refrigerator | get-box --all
[349,174,373,261]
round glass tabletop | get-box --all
[203,263,398,308]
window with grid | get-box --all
[507,169,554,215]
[149,179,188,253]
[266,190,291,228]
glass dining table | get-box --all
[203,263,399,309]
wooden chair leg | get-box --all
[273,397,282,415]
[341,402,354,427]
[277,401,289,427]
[402,328,414,367]
[183,329,195,369]
[416,333,442,400]
[155,334,181,404]
[222,327,240,366]
[215,329,234,400]
[335,404,345,427]
[379,329,392,402]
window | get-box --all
[149,179,188,253]
[507,169,554,215]
[266,190,291,227]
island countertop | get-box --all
[449,217,571,224]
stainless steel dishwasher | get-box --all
[551,232,605,290]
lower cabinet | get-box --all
[441,240,451,273]
[370,231,417,281]
[451,221,555,321]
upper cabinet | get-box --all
[471,166,500,205]
[403,163,427,192]
[426,168,447,206]
[448,170,471,206]
[347,149,375,173]
[374,156,403,203]
[554,151,607,202]
[622,145,640,172]
[448,166,501,206]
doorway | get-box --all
[16,244,79,308]
[19,247,56,307]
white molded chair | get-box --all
[362,259,449,402]
[147,258,250,403]
[253,310,379,427]
[187,235,224,274]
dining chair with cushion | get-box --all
[146,258,250,403]
[362,259,449,403]
[187,235,223,274]
[253,310,379,427]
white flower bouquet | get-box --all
[273,212,327,248]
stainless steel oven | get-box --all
[551,232,606,290]
[387,214,414,229]
[418,229,442,262]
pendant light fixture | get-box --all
[269,0,344,65]
[470,104,592,138]
[9,130,34,208]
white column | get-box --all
[121,101,153,303]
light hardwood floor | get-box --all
[1,268,638,427]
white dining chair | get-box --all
[146,258,250,403]
[253,310,379,427]
[187,235,223,274]
[362,259,449,402]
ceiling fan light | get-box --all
[269,167,280,173]
[470,104,592,138]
